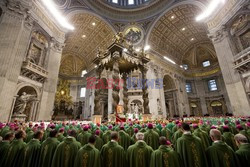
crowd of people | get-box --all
[0,117,250,167]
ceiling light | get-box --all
[171,15,175,19]
[94,65,97,68]
[123,48,128,52]
[144,45,150,51]
[180,65,183,68]
[196,0,226,21]
[41,0,74,30]
[92,22,96,26]
[191,38,195,41]
[82,35,86,38]
[164,56,176,65]
[182,27,186,31]
[135,48,141,52]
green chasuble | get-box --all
[235,143,250,166]
[74,143,101,167]
[102,130,111,144]
[77,131,92,146]
[127,141,153,167]
[193,128,211,150]
[25,130,34,143]
[176,133,208,167]
[95,135,104,151]
[57,133,65,142]
[52,137,81,167]
[150,145,181,167]
[126,126,134,137]
[206,141,238,167]
[223,132,238,151]
[23,139,41,167]
[0,141,10,165]
[118,130,131,150]
[144,129,160,150]
[39,137,60,167]
[172,129,183,148]
[161,128,172,141]
[4,139,27,167]
[101,141,125,167]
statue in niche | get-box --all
[28,45,42,65]
[14,92,36,115]
[134,103,139,114]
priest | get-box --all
[23,130,44,167]
[101,131,125,167]
[74,135,101,167]
[39,129,60,167]
[234,134,250,166]
[77,125,92,146]
[176,123,208,167]
[206,129,238,167]
[150,136,181,167]
[193,124,211,150]
[127,132,153,167]
[51,129,81,167]
[0,132,14,165]
[118,126,131,150]
[94,130,103,151]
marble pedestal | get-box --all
[11,114,27,122]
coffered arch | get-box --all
[59,12,116,76]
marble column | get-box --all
[38,39,64,120]
[122,73,128,114]
[93,67,103,115]
[0,0,33,122]
[111,56,120,114]
[140,66,150,114]
[210,29,250,116]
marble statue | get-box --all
[14,92,36,115]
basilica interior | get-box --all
[0,0,250,122]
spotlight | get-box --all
[92,22,96,26]
[164,56,176,65]
[144,45,150,51]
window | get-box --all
[80,88,86,97]
[183,64,188,70]
[208,79,218,91]
[128,0,134,5]
[112,0,118,3]
[186,83,192,93]
[203,60,211,67]
[81,70,87,77]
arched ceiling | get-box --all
[60,13,115,76]
[149,4,214,65]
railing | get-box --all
[22,61,48,78]
[234,47,250,70]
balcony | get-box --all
[234,47,250,74]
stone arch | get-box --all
[145,0,206,44]
[163,75,176,91]
[210,100,223,116]
[12,83,41,121]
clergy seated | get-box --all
[0,132,15,165]
[51,129,81,167]
[206,129,238,167]
[144,123,160,150]
[127,132,153,167]
[150,137,182,167]
[39,129,60,167]
[234,134,250,166]
[23,130,44,167]
[3,130,27,167]
[176,123,208,167]
[74,135,101,167]
[101,131,126,167]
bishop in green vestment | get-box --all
[144,123,159,150]
[206,129,238,167]
[161,127,172,141]
[77,126,92,146]
[0,132,14,165]
[127,132,153,167]
[94,130,103,151]
[52,129,81,167]
[101,131,125,167]
[23,131,43,167]
[176,123,208,167]
[39,129,60,167]
[234,134,250,166]
[74,135,101,167]
[150,136,181,167]
[102,128,112,144]
[4,130,27,167]
[193,124,211,150]
[118,126,131,150]
[222,126,238,151]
